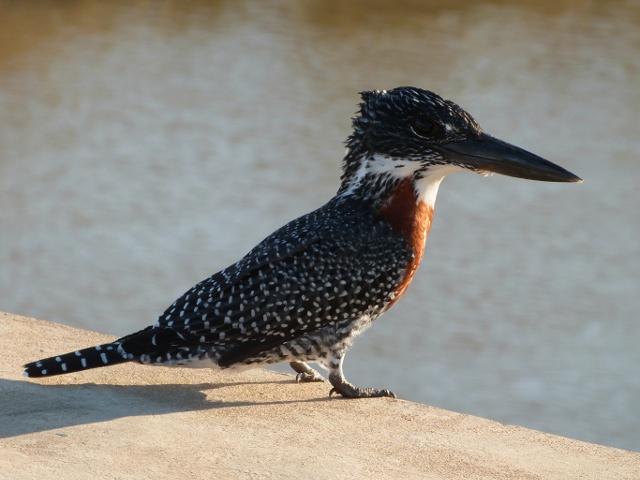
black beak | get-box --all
[439,132,582,183]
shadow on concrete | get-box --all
[0,378,331,438]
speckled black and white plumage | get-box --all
[25,197,414,397]
[136,197,413,369]
[24,87,581,398]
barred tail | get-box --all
[23,342,128,378]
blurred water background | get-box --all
[1,0,639,451]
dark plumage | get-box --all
[24,87,580,398]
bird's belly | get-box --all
[223,314,376,370]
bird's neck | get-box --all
[338,152,417,208]
[336,154,459,308]
[337,151,454,211]
[379,176,434,257]
[377,177,434,309]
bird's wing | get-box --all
[120,200,413,363]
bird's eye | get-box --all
[413,117,438,137]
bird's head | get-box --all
[339,87,581,204]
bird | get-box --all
[23,87,581,398]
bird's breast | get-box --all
[376,178,434,308]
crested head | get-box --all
[338,87,484,206]
[337,87,580,205]
[347,87,482,158]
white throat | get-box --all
[414,164,465,207]
[342,153,423,196]
[341,153,466,207]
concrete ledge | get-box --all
[1,311,638,479]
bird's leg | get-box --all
[289,361,325,383]
[326,352,395,399]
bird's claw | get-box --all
[296,372,325,383]
[329,385,396,399]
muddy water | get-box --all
[1,1,639,451]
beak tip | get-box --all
[565,172,583,183]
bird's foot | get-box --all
[289,361,325,383]
[328,381,396,399]
[296,372,325,383]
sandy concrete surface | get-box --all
[1,312,638,479]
